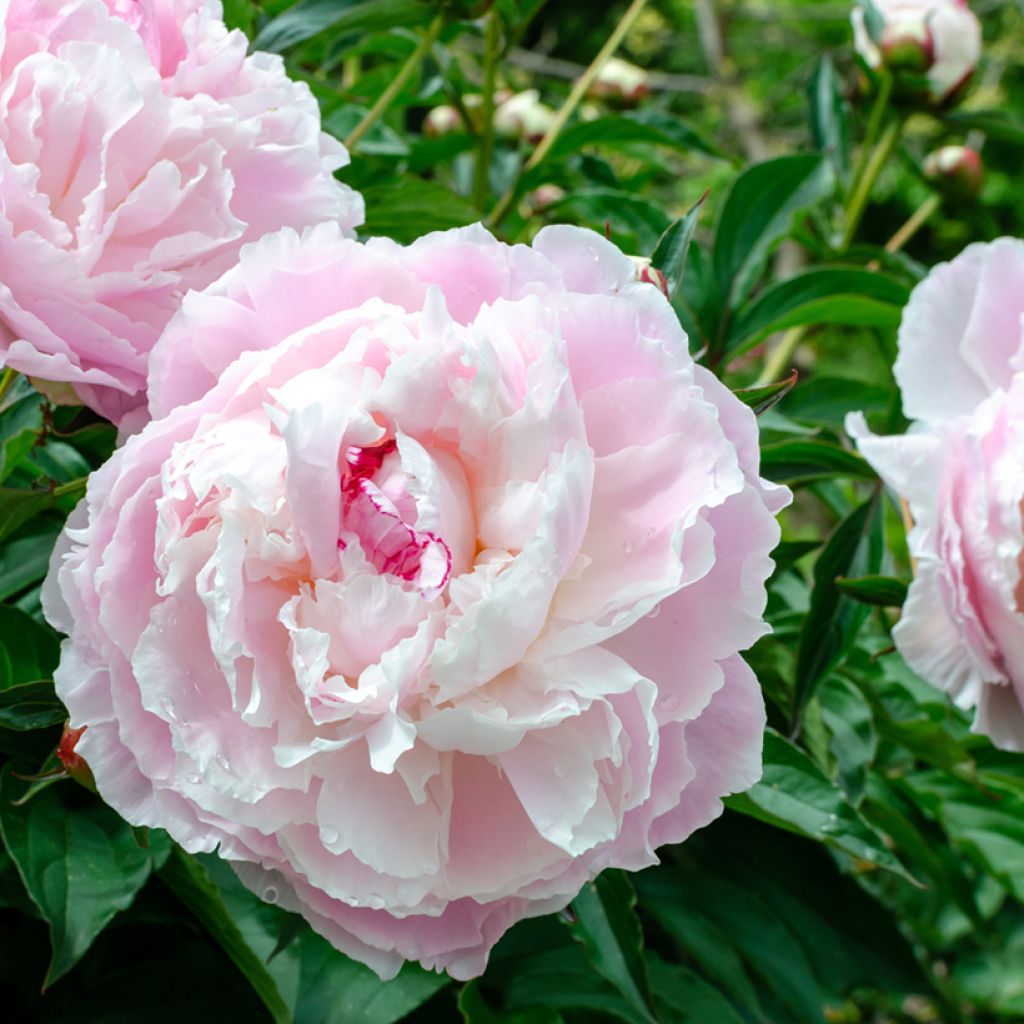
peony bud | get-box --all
[423,104,463,137]
[923,144,983,198]
[851,0,981,106]
[57,724,96,791]
[494,90,557,144]
[525,184,567,216]
[628,256,670,297]
[588,57,651,107]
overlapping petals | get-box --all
[0,0,363,424]
[46,223,787,977]
[849,238,1024,750]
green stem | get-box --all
[841,117,901,251]
[53,477,87,498]
[0,367,17,404]
[755,326,805,387]
[472,9,502,211]
[344,14,445,152]
[846,70,892,208]
[885,193,940,253]
[486,0,650,230]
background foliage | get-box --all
[3,0,1024,1021]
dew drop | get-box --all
[263,886,279,905]
[160,696,178,722]
[657,694,679,714]
[320,826,340,846]
[622,540,635,554]
[186,771,201,785]
[646,605,661,619]
[553,762,569,779]
[215,753,231,773]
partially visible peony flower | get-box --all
[588,57,650,106]
[46,222,787,979]
[851,0,981,105]
[923,144,983,199]
[0,0,363,425]
[494,89,556,144]
[849,238,1024,750]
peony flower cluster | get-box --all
[851,0,981,105]
[45,222,787,978]
[849,238,1024,751]
[0,0,363,425]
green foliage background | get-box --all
[3,1,1024,1021]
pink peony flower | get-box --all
[851,0,981,105]
[849,238,1024,750]
[45,223,787,978]
[0,0,363,425]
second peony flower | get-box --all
[45,223,788,978]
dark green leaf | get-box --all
[647,955,746,1024]
[759,438,874,486]
[942,109,1024,146]
[793,494,882,719]
[726,730,916,882]
[0,605,59,690]
[253,0,433,53]
[158,848,291,1024]
[361,178,478,242]
[0,769,160,987]
[0,515,62,602]
[808,54,850,184]
[714,154,835,310]
[728,267,909,354]
[570,871,656,1024]
[0,682,64,730]
[835,574,907,607]
[550,111,723,162]
[544,189,670,253]
[650,190,708,297]
[0,378,43,483]
[733,370,799,416]
[819,676,876,803]
[0,487,61,545]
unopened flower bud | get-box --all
[57,723,96,791]
[923,144,983,198]
[494,90,556,144]
[423,105,462,138]
[628,256,669,297]
[588,57,651,107]
[525,184,566,216]
[878,14,934,72]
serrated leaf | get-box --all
[650,190,707,297]
[726,730,917,883]
[570,871,656,1024]
[0,768,160,987]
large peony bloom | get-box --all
[45,223,787,978]
[851,0,981,105]
[849,238,1024,751]
[0,0,363,425]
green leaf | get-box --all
[728,267,909,355]
[0,682,64,730]
[793,494,882,719]
[550,111,723,162]
[0,487,61,545]
[544,189,670,253]
[819,676,876,803]
[759,438,874,486]
[569,870,656,1024]
[807,54,850,185]
[0,515,62,602]
[158,848,291,1023]
[780,375,893,426]
[733,370,799,417]
[0,377,43,483]
[835,574,907,607]
[714,154,835,311]
[0,768,161,987]
[253,0,433,52]
[942,109,1024,146]
[650,190,708,297]
[647,955,747,1024]
[0,605,60,690]
[726,730,916,883]
[361,178,478,242]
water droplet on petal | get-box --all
[553,762,569,779]
[622,540,635,554]
[320,826,340,846]
[160,697,178,722]
[646,527,656,542]
[215,753,231,773]
[646,605,661,619]
[186,771,201,785]
[657,694,679,713]
[263,886,279,905]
